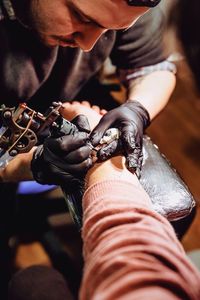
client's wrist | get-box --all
[85,156,138,188]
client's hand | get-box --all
[61,102,136,187]
[89,101,150,176]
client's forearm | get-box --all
[80,157,200,300]
[85,155,142,189]
[0,148,35,182]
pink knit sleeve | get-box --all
[80,180,200,300]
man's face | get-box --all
[28,0,148,51]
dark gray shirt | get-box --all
[0,5,166,111]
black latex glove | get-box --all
[90,100,150,176]
[31,115,92,191]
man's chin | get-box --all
[39,37,58,47]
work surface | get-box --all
[147,61,200,251]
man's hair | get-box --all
[126,0,161,7]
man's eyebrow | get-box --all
[69,3,107,29]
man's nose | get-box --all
[74,26,106,52]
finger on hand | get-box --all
[63,157,93,175]
[81,101,90,107]
[72,101,81,105]
[90,114,113,146]
[64,145,92,163]
[91,105,100,114]
[121,126,137,153]
[46,132,88,155]
[97,140,119,161]
[100,109,107,116]
[71,115,91,133]
[125,148,141,174]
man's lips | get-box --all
[39,33,78,48]
[58,38,77,47]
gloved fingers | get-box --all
[125,146,142,174]
[90,112,116,146]
[97,140,119,161]
[64,145,92,163]
[120,125,140,172]
[45,132,89,155]
[60,157,93,175]
[71,114,91,133]
[120,122,143,151]
[135,151,143,178]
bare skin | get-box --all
[5,1,175,183]
[0,101,105,182]
[14,102,136,270]
[12,0,148,50]
[61,101,105,129]
[14,101,103,270]
[60,101,136,187]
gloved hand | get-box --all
[31,115,93,191]
[90,100,150,176]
